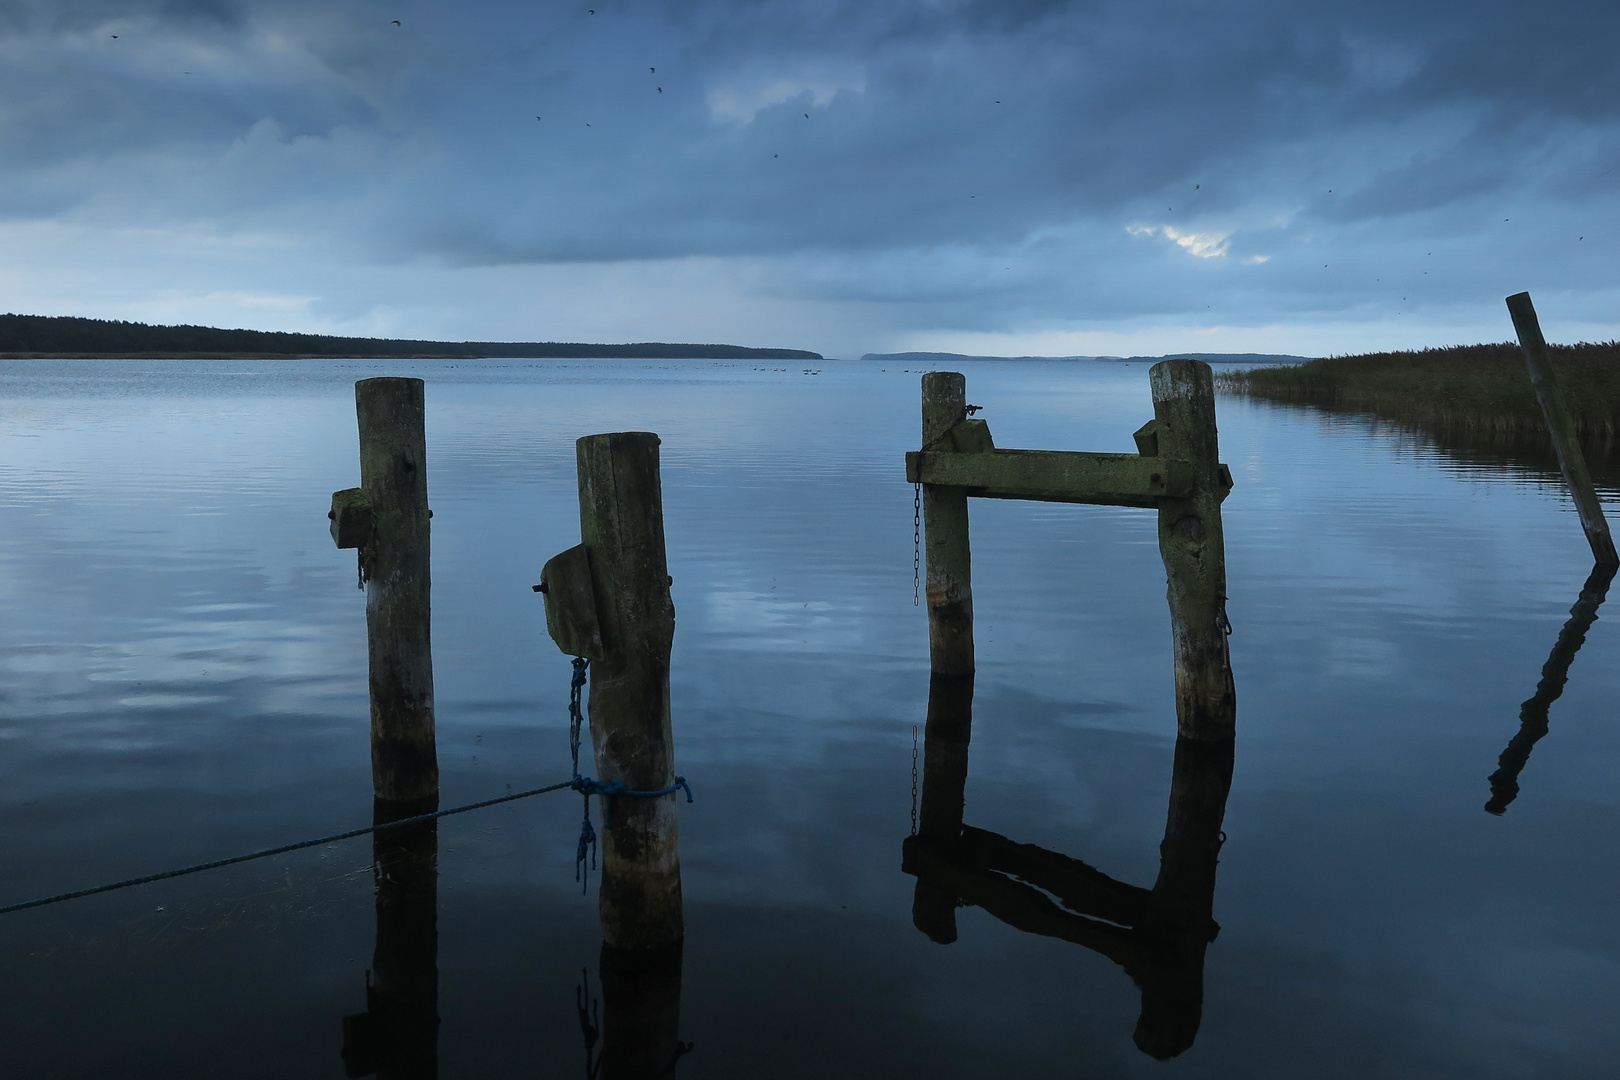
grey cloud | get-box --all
[0,0,1616,339]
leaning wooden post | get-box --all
[921,373,975,676]
[1506,292,1619,567]
[577,432,683,950]
[330,377,439,808]
[1149,361,1236,741]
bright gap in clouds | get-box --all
[706,65,866,126]
[1127,224,1233,259]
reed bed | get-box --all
[1219,342,1620,448]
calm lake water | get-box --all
[1,358,1616,1078]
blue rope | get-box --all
[567,657,694,893]
[0,779,575,917]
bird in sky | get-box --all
[110,34,117,38]
[392,19,400,25]
[804,113,809,119]
[588,8,595,13]
[657,87,662,93]
[1195,183,1200,189]
[650,67,655,73]
[536,116,542,120]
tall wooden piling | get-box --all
[1506,293,1619,567]
[1149,361,1236,741]
[576,432,683,950]
[354,377,439,807]
[921,372,975,676]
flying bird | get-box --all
[536,116,542,120]
[110,34,117,38]
[588,8,594,12]
[657,87,661,92]
[392,19,400,25]
[650,67,655,73]
[1195,183,1200,189]
[804,113,809,119]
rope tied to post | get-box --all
[566,656,694,893]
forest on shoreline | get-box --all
[0,314,822,360]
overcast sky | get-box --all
[1,0,1616,357]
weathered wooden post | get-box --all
[1147,360,1236,741]
[1506,292,1619,567]
[330,377,439,809]
[540,432,682,950]
[921,373,977,676]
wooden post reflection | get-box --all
[342,803,440,1079]
[1131,737,1232,1059]
[1486,561,1616,815]
[911,673,973,943]
[593,941,689,1080]
[902,675,1234,1060]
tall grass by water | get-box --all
[1220,341,1620,447]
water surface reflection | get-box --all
[903,673,1233,1059]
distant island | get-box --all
[0,314,823,360]
[862,350,1315,365]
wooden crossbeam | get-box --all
[905,447,1195,507]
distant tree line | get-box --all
[0,314,822,360]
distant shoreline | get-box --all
[0,313,822,361]
[862,350,1316,365]
[0,352,805,360]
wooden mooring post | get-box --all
[907,361,1236,739]
[1506,292,1619,568]
[330,377,439,809]
[539,432,683,950]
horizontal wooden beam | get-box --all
[905,448,1195,508]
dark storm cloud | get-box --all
[1,0,1617,337]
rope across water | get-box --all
[2,657,695,915]
[0,779,575,917]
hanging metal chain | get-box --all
[912,483,922,606]
[568,657,597,892]
[910,724,919,836]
